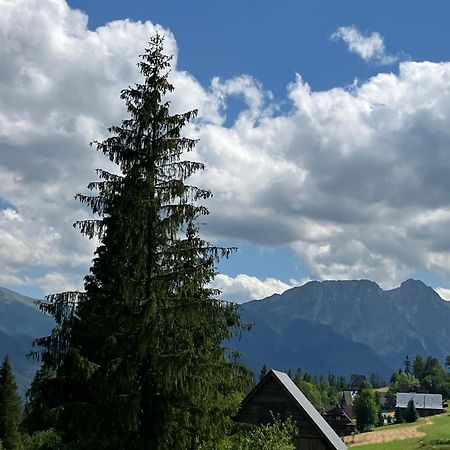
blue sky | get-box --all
[68,0,450,93]
[3,0,450,301]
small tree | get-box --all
[404,399,419,423]
[353,386,379,432]
[0,357,23,450]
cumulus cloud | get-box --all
[435,288,450,301]
[4,0,450,295]
[212,274,298,303]
[0,0,219,294]
[332,26,398,65]
[193,62,450,289]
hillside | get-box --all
[0,287,54,393]
[234,279,450,378]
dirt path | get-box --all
[344,419,433,446]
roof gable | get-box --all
[238,369,347,450]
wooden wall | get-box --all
[236,377,334,450]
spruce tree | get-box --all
[0,357,22,450]
[404,399,419,423]
[31,34,250,449]
[404,355,411,374]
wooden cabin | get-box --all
[235,369,347,450]
[323,405,356,437]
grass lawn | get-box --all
[349,414,450,450]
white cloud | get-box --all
[38,271,83,294]
[332,26,398,65]
[194,62,450,289]
[4,1,450,295]
[212,274,298,303]
[435,287,450,301]
[0,0,220,294]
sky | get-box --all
[3,0,450,302]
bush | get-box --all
[22,430,62,450]
[246,418,297,450]
[216,417,298,450]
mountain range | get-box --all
[0,287,53,394]
[233,279,450,379]
[2,279,450,392]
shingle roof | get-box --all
[324,405,354,426]
[271,370,347,450]
[396,392,443,410]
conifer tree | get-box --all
[404,355,411,374]
[0,357,22,450]
[404,399,419,423]
[31,34,250,449]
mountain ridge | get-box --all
[0,287,54,394]
[2,279,449,390]
[234,278,450,378]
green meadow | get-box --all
[352,414,450,450]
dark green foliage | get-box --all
[0,357,23,450]
[384,390,396,409]
[394,407,404,423]
[413,355,427,380]
[291,369,341,411]
[336,375,347,391]
[21,429,62,450]
[401,354,450,398]
[404,399,419,423]
[369,373,384,389]
[389,371,420,393]
[22,367,54,435]
[29,34,251,449]
[353,385,379,431]
[404,355,411,374]
[296,380,322,412]
[377,409,384,427]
